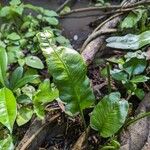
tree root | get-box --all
[81,0,138,66]
[56,0,76,13]
[16,114,60,150]
[81,28,118,52]
[61,0,150,17]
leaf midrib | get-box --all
[46,38,81,112]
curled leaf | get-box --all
[37,30,95,115]
[106,31,150,50]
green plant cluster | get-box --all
[0,0,150,149]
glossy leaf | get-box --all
[0,47,8,86]
[37,30,95,115]
[0,88,17,133]
[106,30,150,50]
[90,92,129,138]
[7,32,21,41]
[134,88,145,100]
[0,135,14,150]
[17,94,32,105]
[10,0,21,5]
[43,10,58,17]
[34,79,59,104]
[44,17,59,26]
[123,57,147,76]
[120,9,146,29]
[111,69,128,81]
[33,79,59,119]
[0,7,10,17]
[9,67,23,89]
[13,75,39,91]
[131,75,149,83]
[16,107,33,126]
[25,56,44,69]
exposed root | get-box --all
[81,0,138,66]
[81,28,118,52]
[61,0,150,17]
[56,0,76,13]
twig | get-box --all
[61,0,150,16]
[81,28,118,52]
[143,82,150,91]
[56,0,76,13]
[125,111,150,127]
[60,7,136,19]
[17,114,60,150]
[107,62,111,94]
[93,13,123,33]
[126,93,132,101]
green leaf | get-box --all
[134,88,145,100]
[11,5,23,15]
[90,92,129,138]
[34,79,59,104]
[0,47,8,86]
[60,6,71,15]
[44,17,59,26]
[24,68,41,84]
[17,94,32,105]
[43,10,58,17]
[111,69,128,81]
[9,67,23,89]
[10,0,21,5]
[0,135,14,150]
[7,33,21,41]
[0,88,17,133]
[7,46,21,64]
[56,36,70,46]
[34,103,45,119]
[131,75,149,83]
[37,30,95,115]
[33,79,58,119]
[0,7,10,17]
[23,4,43,13]
[13,75,39,91]
[16,107,33,126]
[25,56,44,69]
[123,57,147,76]
[24,31,36,38]
[106,30,150,50]
[120,9,145,29]
[21,85,35,99]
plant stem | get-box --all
[80,109,87,133]
[107,62,111,94]
[125,111,150,127]
[61,0,150,16]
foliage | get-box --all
[0,0,63,147]
[100,139,120,150]
[0,0,70,66]
[0,88,17,133]
[110,51,149,99]
[120,8,147,30]
[0,0,149,149]
[0,135,14,150]
[90,92,129,138]
[106,30,150,50]
[37,30,95,115]
[33,79,59,119]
